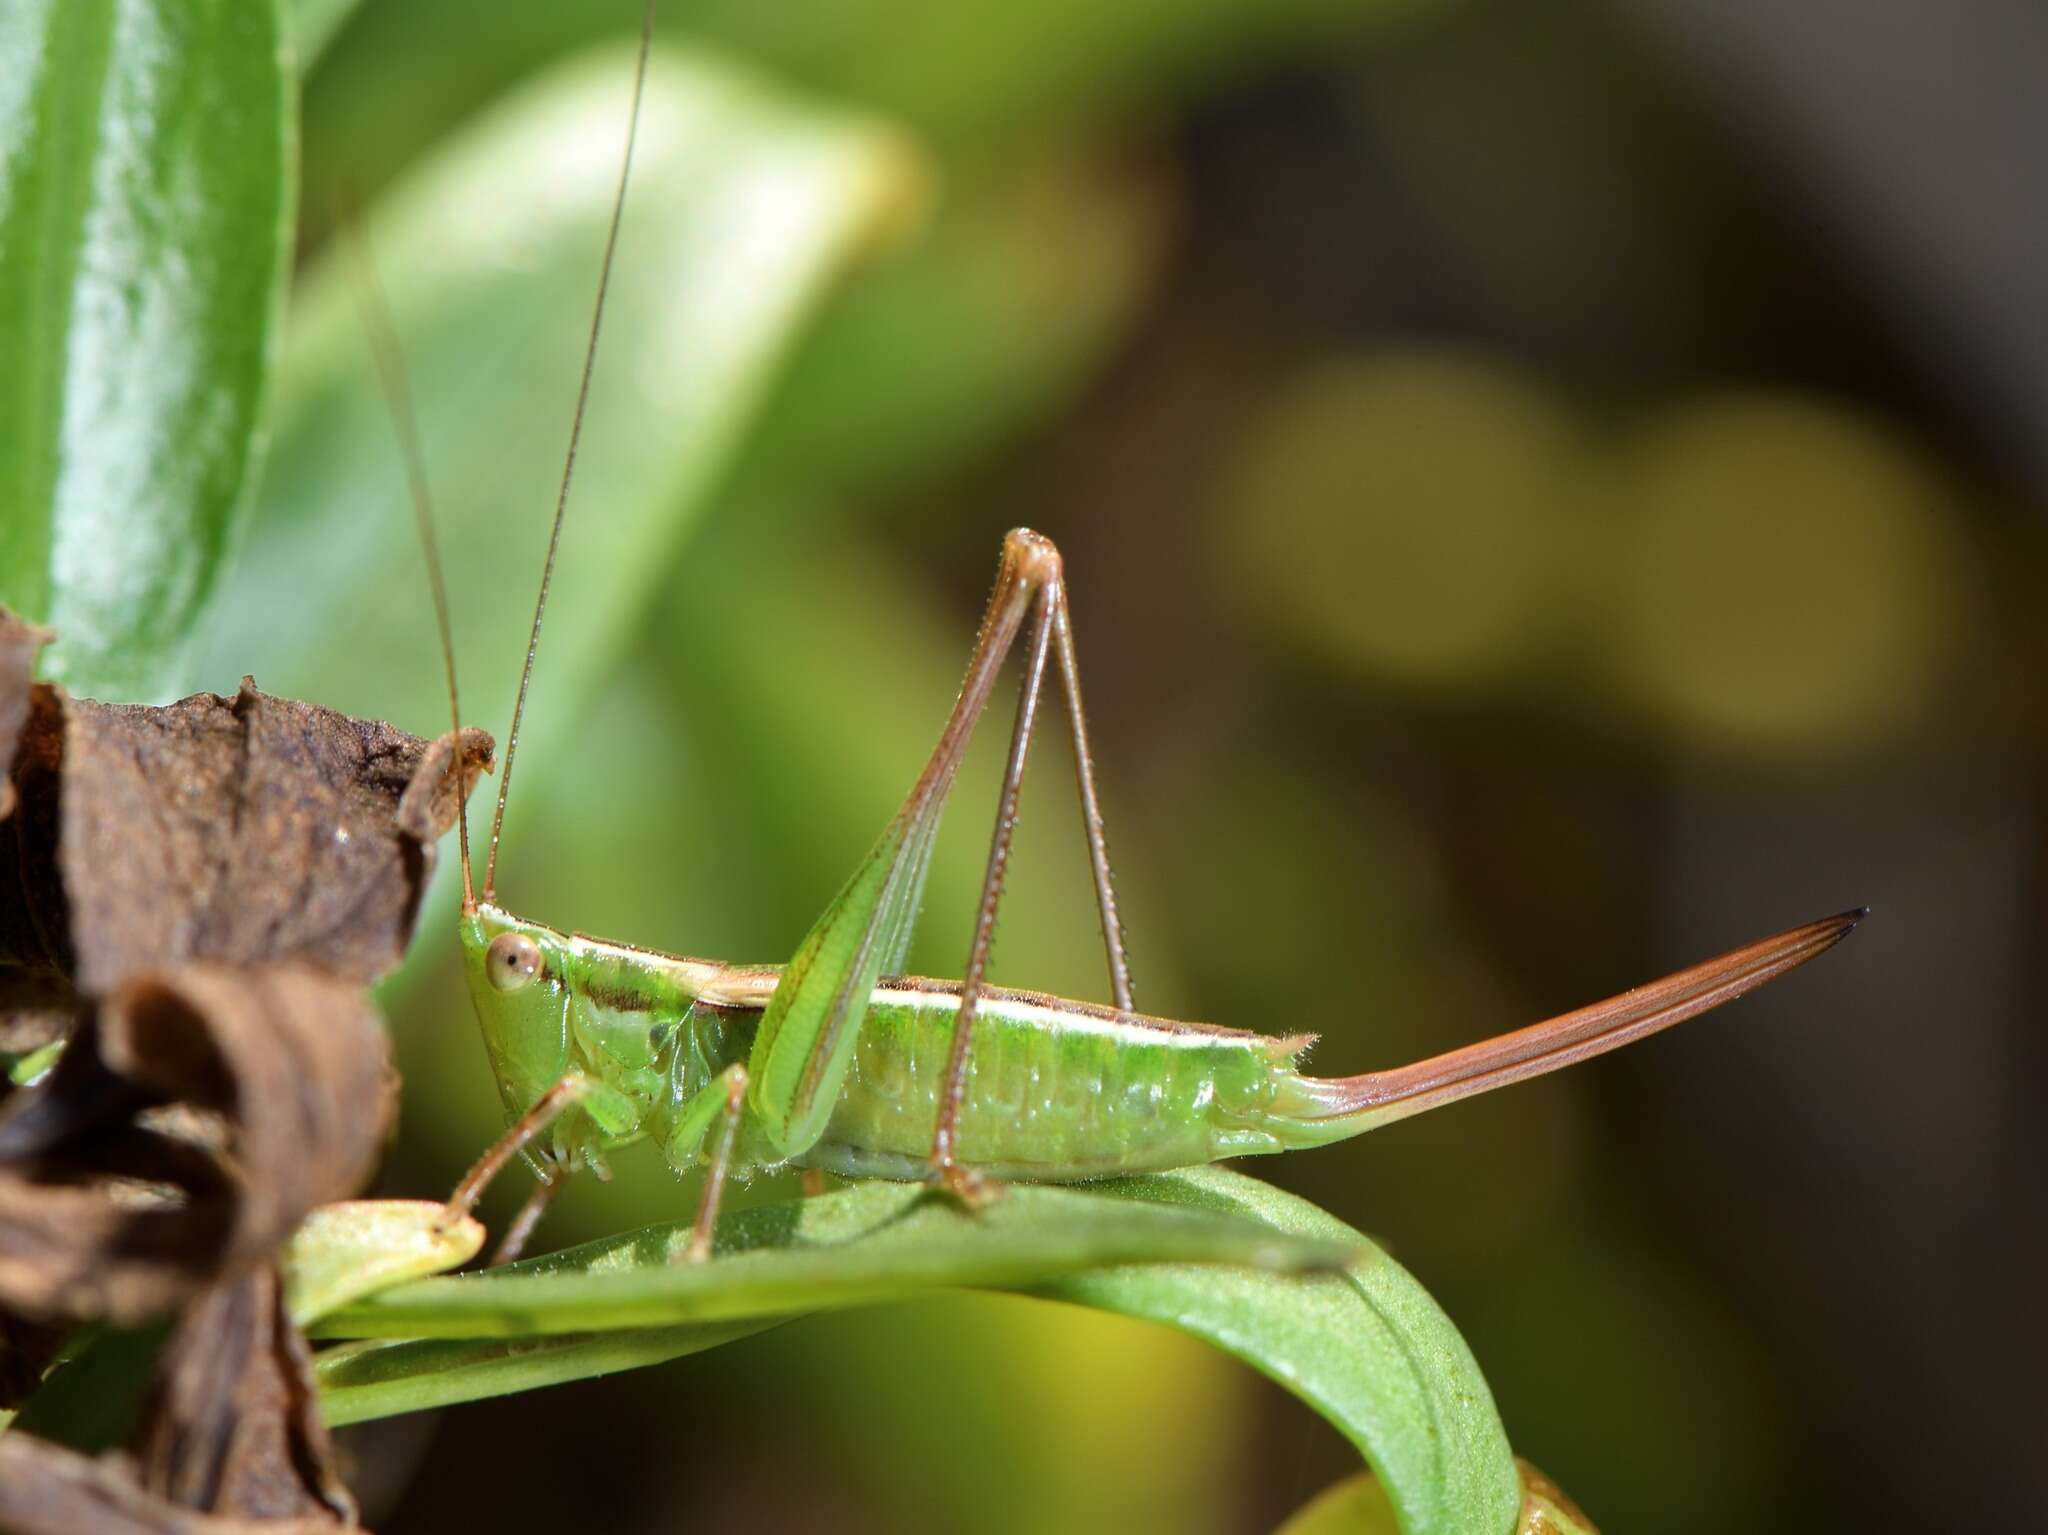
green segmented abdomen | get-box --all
[805,982,1307,1181]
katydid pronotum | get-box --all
[364,2,1859,1268]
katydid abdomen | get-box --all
[779,981,1308,1182]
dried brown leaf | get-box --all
[0,1435,349,1534]
[0,613,489,1524]
[0,677,490,999]
[0,965,393,1325]
[392,725,490,846]
[1517,1459,1601,1534]
[0,686,73,1061]
[138,1266,354,1523]
[0,609,50,825]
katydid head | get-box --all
[460,903,574,1128]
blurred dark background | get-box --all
[256,0,2048,1528]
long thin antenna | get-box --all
[343,214,476,909]
[484,0,658,902]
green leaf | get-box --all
[1045,1171,1520,1535]
[287,0,361,66]
[8,1203,479,1451]
[310,1171,1517,1534]
[195,43,925,847]
[302,0,1442,173]
[4,1038,64,1087]
[312,1178,1355,1338]
[680,0,1425,151]
[7,1323,166,1453]
[721,148,1169,505]
[0,0,294,699]
[279,1199,485,1326]
[316,1321,776,1428]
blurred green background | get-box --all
[214,0,2047,1529]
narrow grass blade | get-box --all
[312,1179,1355,1338]
[316,1321,777,1428]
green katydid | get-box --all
[367,1,1859,1268]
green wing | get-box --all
[747,786,947,1157]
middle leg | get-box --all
[660,1062,750,1264]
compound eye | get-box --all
[485,932,544,992]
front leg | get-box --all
[444,1073,592,1223]
[442,1071,636,1240]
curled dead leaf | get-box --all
[0,674,491,1000]
[392,724,491,846]
[1518,1458,1600,1534]
[0,609,50,825]
[138,1266,355,1523]
[0,614,491,1523]
[0,965,393,1326]
[0,1434,348,1535]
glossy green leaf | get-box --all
[195,44,926,865]
[0,0,293,699]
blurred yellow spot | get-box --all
[1215,351,1583,689]
[1273,1469,1400,1533]
[1608,396,1969,752]
[793,1292,1252,1532]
